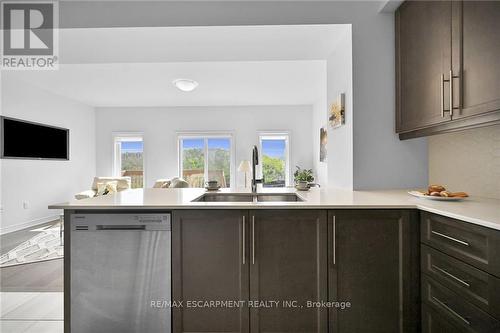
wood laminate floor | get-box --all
[0,259,63,292]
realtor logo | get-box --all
[1,1,58,70]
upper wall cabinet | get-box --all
[396,1,500,140]
[456,1,500,119]
[396,1,453,132]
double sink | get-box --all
[192,193,304,203]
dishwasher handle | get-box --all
[71,214,171,231]
[96,225,146,231]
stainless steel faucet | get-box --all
[251,145,263,193]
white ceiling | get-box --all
[5,25,348,107]
[6,61,325,107]
[59,25,348,64]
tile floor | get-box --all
[0,292,63,332]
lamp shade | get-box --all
[238,160,252,172]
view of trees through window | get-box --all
[261,138,287,187]
[119,140,144,188]
[181,137,231,188]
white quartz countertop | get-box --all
[49,188,500,230]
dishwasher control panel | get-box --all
[71,213,171,231]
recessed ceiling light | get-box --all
[173,78,199,92]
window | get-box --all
[178,134,233,188]
[113,134,144,188]
[259,133,290,187]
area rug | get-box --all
[0,222,64,268]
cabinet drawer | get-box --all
[422,275,500,333]
[421,212,500,277]
[422,302,462,333]
[422,244,500,319]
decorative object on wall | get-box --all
[320,126,327,162]
[238,160,252,188]
[329,93,345,128]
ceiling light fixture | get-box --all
[172,78,199,92]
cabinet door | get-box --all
[453,1,500,119]
[249,210,327,333]
[396,1,453,132]
[172,210,249,333]
[329,210,420,333]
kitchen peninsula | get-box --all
[51,188,500,333]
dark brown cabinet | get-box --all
[422,275,500,332]
[422,303,462,333]
[249,210,328,332]
[420,212,500,332]
[173,209,420,332]
[396,1,500,139]
[172,210,249,333]
[421,244,500,319]
[420,211,500,278]
[328,210,420,333]
[455,1,500,119]
[396,1,453,132]
[173,209,328,333]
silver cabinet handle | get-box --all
[333,215,336,265]
[242,215,246,265]
[441,74,445,118]
[432,296,470,325]
[252,215,255,265]
[432,264,470,288]
[441,71,459,117]
[449,70,454,117]
[431,230,470,247]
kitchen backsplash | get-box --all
[429,125,500,199]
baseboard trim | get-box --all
[0,215,61,235]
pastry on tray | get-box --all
[415,185,469,198]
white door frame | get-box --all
[112,132,145,188]
[176,131,235,187]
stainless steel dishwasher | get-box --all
[70,213,171,333]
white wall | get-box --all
[1,78,96,234]
[310,60,328,187]
[312,97,328,186]
[95,105,313,188]
[326,27,353,189]
[350,8,428,189]
[59,0,428,190]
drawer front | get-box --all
[422,244,500,319]
[422,275,500,333]
[422,303,463,333]
[421,212,500,277]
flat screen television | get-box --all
[1,116,69,160]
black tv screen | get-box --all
[1,116,69,160]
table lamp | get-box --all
[238,160,252,188]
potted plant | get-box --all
[293,166,314,189]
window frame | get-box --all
[177,131,235,188]
[112,132,145,188]
[258,131,291,187]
